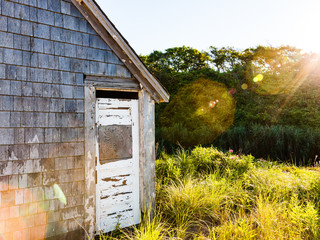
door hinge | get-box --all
[95,171,97,185]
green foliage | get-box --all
[244,46,303,95]
[209,46,246,72]
[142,44,320,161]
[156,146,254,184]
[160,79,236,147]
[191,147,254,177]
[140,46,211,73]
[213,125,320,164]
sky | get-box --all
[95,0,320,55]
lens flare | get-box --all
[241,83,248,90]
[209,101,216,108]
[228,88,236,95]
[161,79,236,147]
[245,47,301,95]
[53,184,67,205]
[253,74,263,82]
[0,183,47,240]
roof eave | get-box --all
[72,0,170,103]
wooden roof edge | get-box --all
[72,0,170,103]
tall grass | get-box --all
[213,125,320,165]
[98,146,320,239]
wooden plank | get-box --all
[99,210,135,233]
[139,90,156,214]
[97,109,132,125]
[139,90,145,213]
[85,76,140,90]
[84,86,97,238]
[91,83,139,90]
[86,76,138,83]
[99,174,134,189]
[100,193,132,207]
[71,0,164,102]
[98,160,134,176]
[99,184,134,199]
[97,98,133,107]
[100,198,133,215]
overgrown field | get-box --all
[103,147,320,240]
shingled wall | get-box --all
[0,0,132,239]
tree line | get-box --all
[141,45,320,164]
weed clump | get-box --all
[156,146,254,184]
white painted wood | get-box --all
[98,109,132,125]
[99,174,134,189]
[100,210,135,232]
[96,98,140,233]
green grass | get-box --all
[99,146,320,240]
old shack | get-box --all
[0,0,169,238]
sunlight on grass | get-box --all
[98,147,320,239]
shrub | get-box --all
[156,146,255,183]
[190,146,255,178]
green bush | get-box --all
[156,146,255,184]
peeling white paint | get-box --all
[31,135,40,143]
[8,151,18,161]
[96,98,140,233]
[30,146,39,159]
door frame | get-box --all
[84,85,156,237]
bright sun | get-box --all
[289,1,320,54]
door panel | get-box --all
[96,98,140,233]
[98,125,133,162]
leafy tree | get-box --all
[161,79,236,147]
[209,46,244,72]
[141,45,320,160]
[244,46,303,95]
[141,46,211,73]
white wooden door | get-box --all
[96,98,140,233]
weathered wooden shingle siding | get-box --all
[0,0,132,238]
